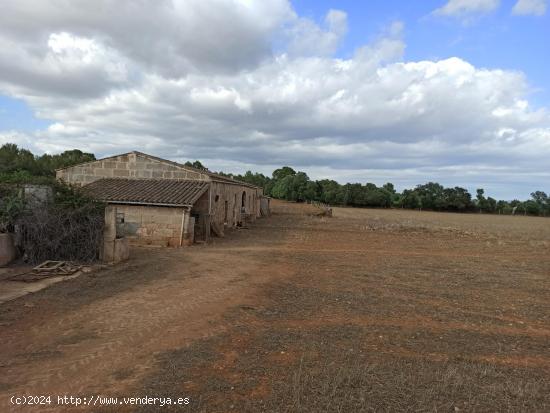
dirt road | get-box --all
[0,212,294,412]
[1,201,550,412]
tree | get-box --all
[443,187,473,211]
[496,200,510,214]
[270,175,291,200]
[365,188,391,208]
[303,181,319,202]
[233,171,271,189]
[272,166,296,181]
[415,182,445,210]
[184,160,207,171]
[0,144,96,177]
[0,143,38,174]
[523,200,541,216]
[402,189,422,209]
[317,179,343,205]
[37,149,96,175]
[476,188,488,212]
[486,197,497,213]
[382,182,396,194]
[531,191,548,216]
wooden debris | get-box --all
[8,260,81,282]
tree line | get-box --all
[221,167,549,217]
[1,143,548,216]
[0,143,95,182]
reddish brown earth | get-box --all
[1,200,549,412]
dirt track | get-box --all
[1,201,550,412]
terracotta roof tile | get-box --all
[82,178,208,207]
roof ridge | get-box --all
[133,151,259,188]
[57,150,260,189]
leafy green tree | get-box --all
[523,200,541,216]
[486,197,497,213]
[303,181,320,202]
[475,188,489,212]
[37,149,96,175]
[391,192,404,208]
[443,187,473,211]
[382,182,396,194]
[239,171,271,189]
[0,144,96,177]
[415,182,445,210]
[270,175,292,200]
[0,143,39,174]
[317,179,343,204]
[496,200,510,214]
[272,166,296,181]
[184,160,207,171]
[531,191,548,216]
[402,189,422,209]
[341,183,364,206]
[365,188,391,207]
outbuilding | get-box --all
[56,151,264,246]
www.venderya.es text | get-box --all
[11,395,190,407]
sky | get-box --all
[0,0,548,199]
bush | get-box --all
[0,186,25,233]
[0,181,106,263]
[17,202,105,263]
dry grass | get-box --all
[128,201,550,412]
[4,199,547,412]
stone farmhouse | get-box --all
[56,151,264,247]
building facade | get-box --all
[56,151,263,246]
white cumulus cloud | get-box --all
[433,0,500,18]
[0,0,548,199]
[512,0,547,15]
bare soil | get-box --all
[1,200,549,412]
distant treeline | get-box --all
[219,166,549,217]
[1,144,548,216]
[0,143,95,183]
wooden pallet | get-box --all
[9,261,81,282]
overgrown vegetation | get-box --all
[0,186,25,233]
[0,181,106,263]
[18,201,105,264]
[0,144,105,263]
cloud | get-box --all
[0,0,548,199]
[433,0,500,18]
[0,31,130,99]
[286,9,348,57]
[0,0,294,78]
[512,0,547,15]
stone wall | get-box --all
[56,152,209,186]
[55,151,264,246]
[0,234,17,267]
[114,204,187,247]
[209,181,263,231]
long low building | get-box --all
[56,151,264,246]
